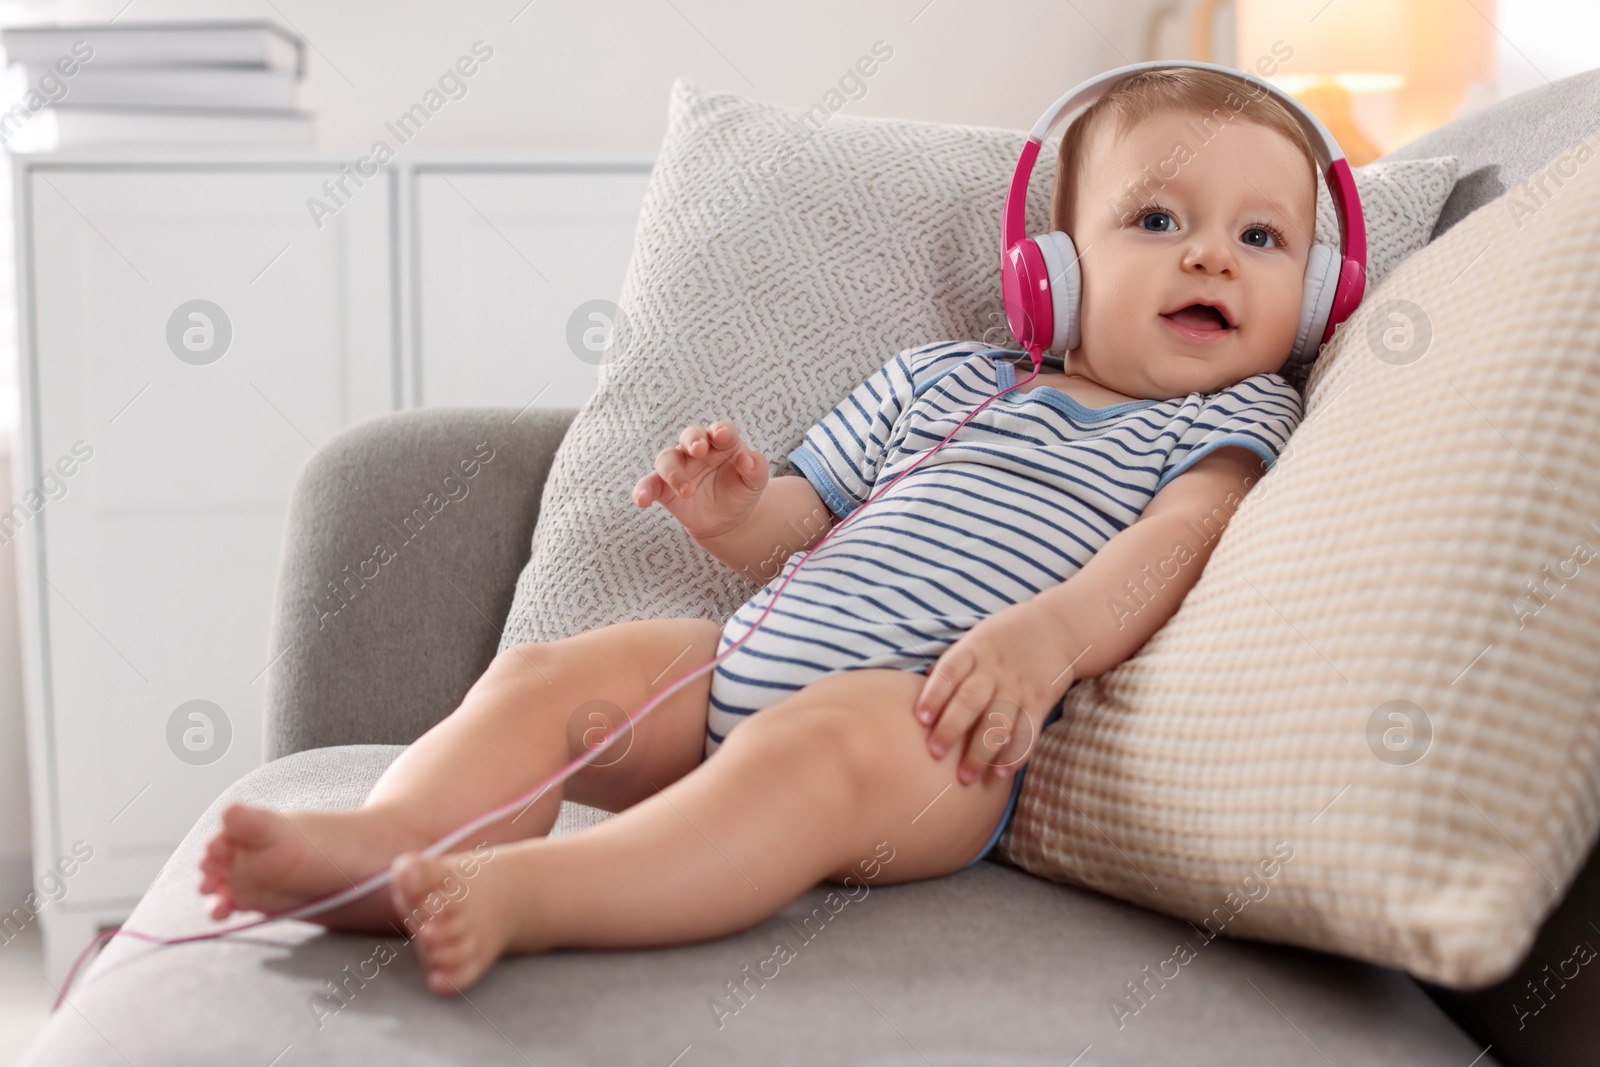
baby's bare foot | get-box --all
[390,849,514,996]
[197,802,430,930]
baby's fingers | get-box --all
[632,472,667,507]
[705,420,746,452]
[964,704,1021,785]
[933,676,990,765]
[678,424,711,458]
[915,644,972,730]
[651,445,694,498]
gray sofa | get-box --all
[22,69,1600,1067]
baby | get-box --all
[199,67,1312,997]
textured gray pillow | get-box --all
[498,77,1458,651]
[1314,156,1459,286]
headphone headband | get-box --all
[1001,60,1368,361]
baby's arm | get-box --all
[915,444,1271,784]
[693,476,838,585]
[1032,445,1268,680]
[632,419,839,585]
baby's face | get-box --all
[1067,108,1316,399]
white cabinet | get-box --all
[10,153,652,982]
[408,164,652,410]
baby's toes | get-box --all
[419,936,489,996]
[207,887,237,921]
[415,907,471,958]
[198,857,234,895]
[415,925,465,972]
[412,917,470,992]
[200,846,231,877]
[387,852,504,995]
[424,964,464,997]
[389,852,438,912]
[413,918,446,957]
[200,837,231,872]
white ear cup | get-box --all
[1291,243,1340,365]
[1032,230,1082,352]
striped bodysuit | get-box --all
[705,340,1302,762]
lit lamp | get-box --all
[1236,0,1496,165]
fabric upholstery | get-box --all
[263,406,575,759]
[21,746,1496,1067]
[1001,136,1600,990]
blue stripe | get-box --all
[725,604,911,657]
[728,589,943,650]
[838,494,1083,579]
[794,557,991,615]
[714,664,812,691]
[843,496,1107,576]
[929,466,1126,540]
[918,439,1161,498]
[745,582,953,647]
[928,398,1179,460]
[899,421,1171,483]
[826,505,1082,588]
[880,447,1139,528]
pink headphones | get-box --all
[1000,59,1367,366]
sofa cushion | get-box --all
[496,76,1455,651]
[1001,134,1600,990]
[1313,156,1457,294]
[21,745,1498,1067]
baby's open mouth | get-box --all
[1161,303,1231,331]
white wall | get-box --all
[54,0,1140,153]
[1500,0,1600,99]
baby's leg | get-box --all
[198,616,723,932]
[388,667,1020,994]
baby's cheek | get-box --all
[1254,274,1307,356]
[1079,274,1140,339]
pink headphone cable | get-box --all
[52,344,1045,1013]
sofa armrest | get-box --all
[262,405,577,760]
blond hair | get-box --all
[1049,67,1318,234]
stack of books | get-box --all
[0,20,311,151]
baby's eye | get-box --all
[1138,210,1176,232]
[1241,226,1279,248]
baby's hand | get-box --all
[913,600,1075,786]
[632,420,769,540]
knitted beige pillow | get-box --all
[497,75,1456,651]
[999,135,1600,990]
